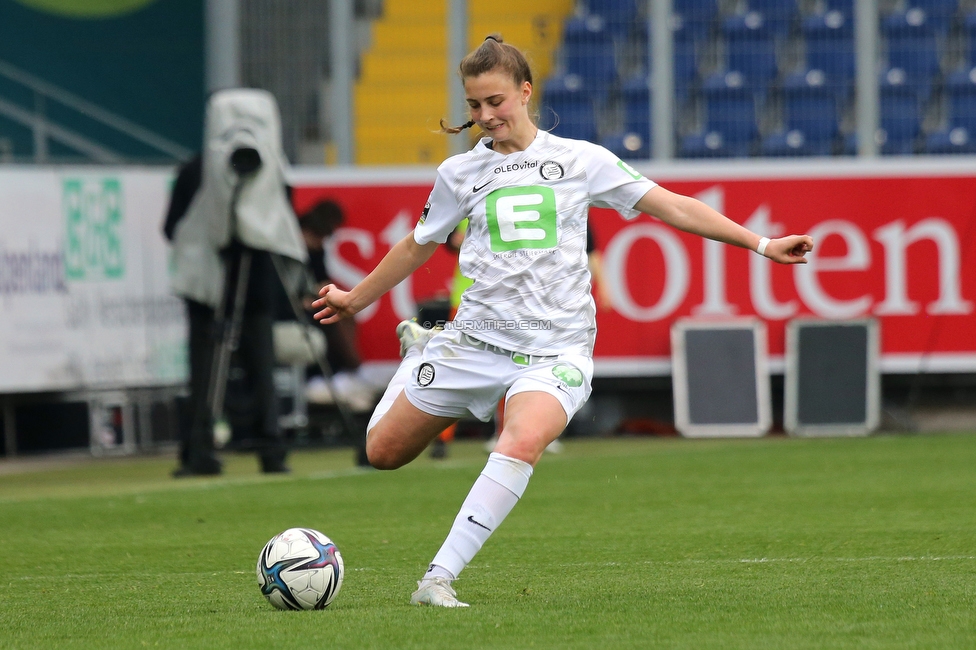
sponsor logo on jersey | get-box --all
[418,201,430,225]
[551,364,583,388]
[539,161,565,180]
[417,362,435,386]
[472,180,493,193]
[492,160,539,174]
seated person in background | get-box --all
[299,200,377,412]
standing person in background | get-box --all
[299,200,376,413]
[312,34,814,607]
[165,89,305,478]
[163,153,291,477]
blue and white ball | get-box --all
[257,527,344,610]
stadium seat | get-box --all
[760,129,833,156]
[621,74,651,142]
[944,67,976,133]
[628,35,697,106]
[673,40,698,104]
[924,126,976,153]
[882,9,942,101]
[823,0,854,17]
[673,0,718,43]
[540,74,599,143]
[723,12,779,91]
[802,11,855,92]
[781,70,841,150]
[745,0,798,37]
[965,11,976,66]
[879,71,923,154]
[582,0,639,40]
[561,15,617,102]
[699,71,759,155]
[907,0,958,35]
[601,130,651,159]
[678,130,747,158]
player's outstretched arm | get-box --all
[312,232,439,324]
[634,186,814,265]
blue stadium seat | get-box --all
[620,74,651,142]
[673,40,698,103]
[907,0,958,35]
[944,67,976,133]
[781,70,841,149]
[965,12,976,66]
[699,71,759,155]
[582,0,639,40]
[673,0,718,43]
[679,130,746,158]
[745,0,798,37]
[760,129,833,156]
[879,71,923,154]
[925,126,976,153]
[723,12,779,91]
[882,9,942,101]
[823,0,854,17]
[601,130,651,160]
[802,11,855,91]
[540,74,599,143]
[630,36,698,105]
[562,15,617,102]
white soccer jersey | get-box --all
[414,130,656,356]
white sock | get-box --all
[367,346,422,433]
[424,452,533,581]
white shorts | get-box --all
[403,331,593,423]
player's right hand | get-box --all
[312,284,355,324]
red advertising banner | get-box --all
[290,162,976,375]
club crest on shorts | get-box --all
[551,364,583,388]
[417,362,435,387]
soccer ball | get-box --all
[256,527,344,610]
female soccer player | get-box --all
[313,35,814,608]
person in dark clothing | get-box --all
[299,202,362,375]
[164,154,290,477]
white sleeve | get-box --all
[584,143,657,220]
[413,167,463,245]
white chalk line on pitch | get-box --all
[15,557,975,583]
[488,555,976,572]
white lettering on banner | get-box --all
[380,210,417,320]
[604,223,690,321]
[873,218,973,316]
[745,204,798,320]
[691,186,737,316]
[326,227,377,321]
[326,210,419,323]
[794,220,873,319]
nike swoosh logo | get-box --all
[472,180,493,193]
[467,515,491,531]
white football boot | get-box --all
[410,577,470,608]
[396,319,440,358]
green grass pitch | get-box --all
[2,434,976,648]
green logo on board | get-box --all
[64,178,125,280]
[552,364,584,388]
[14,0,160,19]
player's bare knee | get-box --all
[364,433,407,470]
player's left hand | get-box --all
[764,235,814,264]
